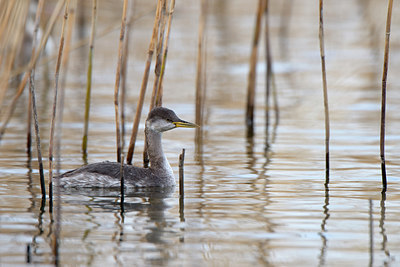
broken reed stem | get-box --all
[380,0,393,191]
[0,0,65,142]
[126,0,163,165]
[319,0,330,183]
[29,0,46,200]
[49,0,70,208]
[120,154,125,211]
[82,0,97,156]
[246,0,266,137]
[179,148,185,197]
[114,0,129,163]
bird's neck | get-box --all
[145,128,172,172]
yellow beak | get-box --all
[173,121,199,128]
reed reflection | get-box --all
[318,185,330,267]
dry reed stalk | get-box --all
[195,0,207,149]
[150,0,167,110]
[28,0,46,200]
[318,0,330,182]
[57,0,77,172]
[120,0,134,153]
[82,0,98,156]
[49,0,70,208]
[155,0,176,106]
[380,0,394,191]
[126,0,163,165]
[114,0,129,163]
[246,0,266,137]
[0,0,65,142]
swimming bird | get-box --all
[56,107,198,188]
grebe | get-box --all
[56,107,197,188]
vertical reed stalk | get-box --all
[319,0,330,182]
[179,148,185,197]
[28,0,46,200]
[82,0,97,156]
[264,0,272,139]
[195,0,207,158]
[150,0,167,110]
[126,0,163,165]
[114,0,129,163]
[120,154,125,212]
[246,0,266,137]
[49,0,70,208]
[0,0,65,142]
[380,0,393,191]
[120,0,134,153]
[155,0,176,107]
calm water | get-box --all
[1,0,400,266]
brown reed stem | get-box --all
[380,0,393,191]
[28,0,46,200]
[0,0,65,142]
[150,0,167,110]
[126,0,163,165]
[82,0,97,156]
[49,0,70,209]
[319,0,330,183]
[120,0,134,154]
[246,0,266,137]
[114,0,129,163]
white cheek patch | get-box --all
[147,119,175,132]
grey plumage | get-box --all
[55,107,197,188]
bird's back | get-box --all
[56,161,176,188]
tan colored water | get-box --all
[1,0,400,266]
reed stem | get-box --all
[246,0,266,137]
[179,148,185,197]
[82,0,97,156]
[126,0,163,165]
[114,0,129,163]
[49,0,70,208]
[318,0,330,183]
[380,0,393,191]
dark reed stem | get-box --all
[246,0,266,137]
[114,0,129,163]
[49,0,70,209]
[27,0,46,200]
[380,0,393,191]
[264,0,271,140]
[126,0,163,165]
[369,199,374,266]
[82,0,97,156]
[179,148,185,222]
[0,0,64,142]
[318,0,330,183]
[120,154,125,212]
[179,148,185,197]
